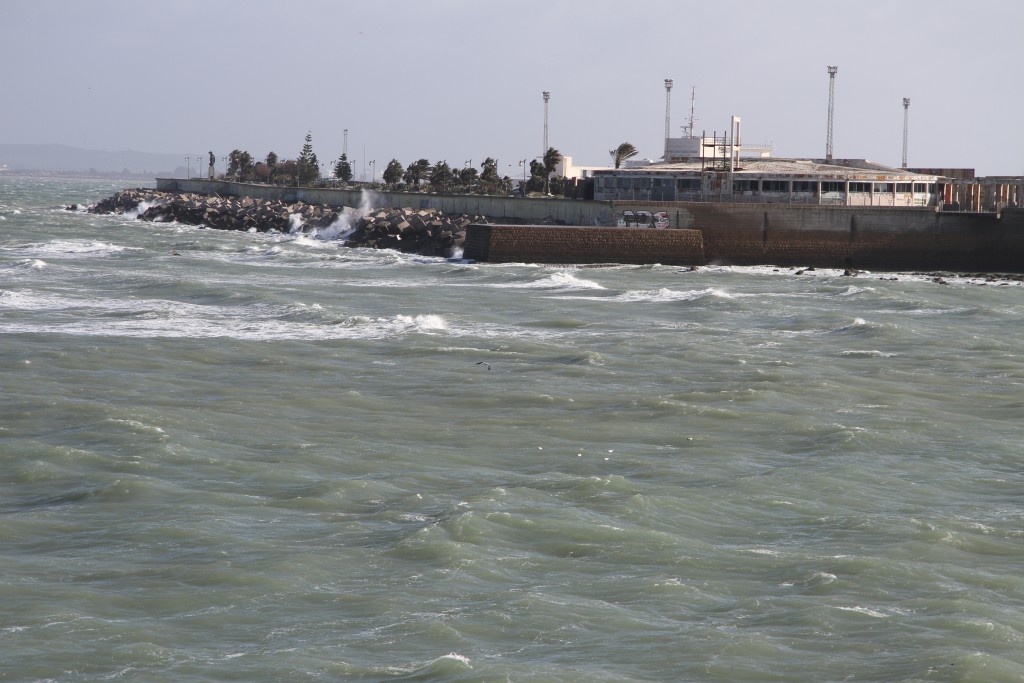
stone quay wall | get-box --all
[464,225,705,266]
[607,201,1024,272]
[157,179,614,226]
[156,179,1024,271]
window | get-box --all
[914,183,935,194]
[849,182,872,193]
[676,178,701,191]
[762,180,789,192]
[733,179,758,192]
[793,181,817,192]
[896,183,912,193]
[874,183,894,193]
[821,181,845,193]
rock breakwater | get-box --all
[83,189,482,257]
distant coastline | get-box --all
[0,143,183,177]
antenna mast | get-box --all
[902,98,910,168]
[826,66,837,161]
[685,86,697,137]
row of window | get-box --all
[737,180,936,194]
[597,177,937,194]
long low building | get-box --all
[591,157,942,207]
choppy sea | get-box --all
[2,175,1023,682]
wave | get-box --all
[1,239,135,258]
[497,270,606,291]
[0,289,453,340]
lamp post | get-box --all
[221,156,228,180]
[369,159,376,184]
[186,156,191,179]
[518,158,528,182]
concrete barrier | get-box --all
[156,179,1024,271]
[156,179,615,226]
[464,225,705,266]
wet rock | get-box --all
[85,189,483,257]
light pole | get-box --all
[369,160,376,184]
[221,156,227,180]
[186,156,191,179]
[518,158,528,182]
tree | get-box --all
[459,166,479,190]
[542,147,562,194]
[334,153,353,182]
[429,160,454,192]
[227,149,255,181]
[265,152,278,184]
[297,131,320,186]
[526,159,547,194]
[403,158,431,187]
[382,158,404,186]
[277,159,298,186]
[479,157,500,193]
[611,142,638,169]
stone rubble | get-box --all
[83,189,481,257]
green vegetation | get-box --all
[611,142,638,169]
[211,135,568,196]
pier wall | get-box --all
[606,201,1024,271]
[463,225,705,265]
[155,179,1024,271]
[156,179,614,226]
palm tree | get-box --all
[542,147,562,194]
[612,142,638,169]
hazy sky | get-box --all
[3,0,1022,176]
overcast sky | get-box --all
[3,0,1022,177]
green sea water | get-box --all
[2,175,1023,682]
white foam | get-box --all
[834,605,889,618]
[499,270,606,291]
[2,239,132,258]
[0,289,455,341]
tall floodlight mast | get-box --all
[826,66,838,161]
[542,91,550,157]
[343,129,349,157]
[664,79,673,146]
[902,98,910,168]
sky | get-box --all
[2,0,1023,177]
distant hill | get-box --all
[0,144,185,176]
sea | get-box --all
[2,175,1023,682]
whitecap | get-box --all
[834,605,888,618]
[500,270,605,291]
[838,350,896,358]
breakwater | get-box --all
[464,224,705,266]
[119,180,1024,271]
[459,202,1024,272]
[85,189,480,256]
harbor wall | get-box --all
[155,179,1024,271]
[463,225,705,266]
[156,179,614,226]
[606,201,1024,271]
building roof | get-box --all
[595,157,939,181]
